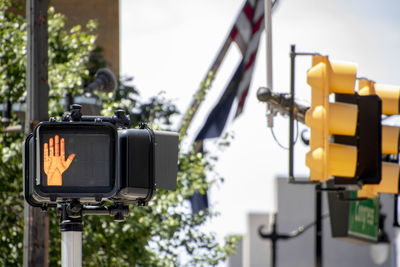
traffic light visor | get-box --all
[358,79,376,96]
[308,56,356,95]
[358,162,400,198]
[375,84,400,115]
[382,125,400,155]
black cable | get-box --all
[288,213,329,238]
[270,119,299,150]
[258,213,329,240]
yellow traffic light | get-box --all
[358,79,376,96]
[375,84,400,115]
[375,124,400,197]
[375,83,400,155]
[358,162,400,198]
[382,125,400,154]
[357,79,399,154]
[305,55,358,182]
[356,79,400,198]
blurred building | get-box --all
[227,213,271,267]
[12,0,120,76]
[52,0,119,77]
[228,177,396,266]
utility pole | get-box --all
[24,0,49,266]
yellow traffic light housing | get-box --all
[358,79,376,96]
[358,162,399,198]
[375,84,400,115]
[356,79,400,155]
[382,125,400,154]
[355,79,400,198]
[305,55,358,182]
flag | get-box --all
[195,62,244,141]
[196,0,265,143]
[189,191,209,214]
[190,0,266,213]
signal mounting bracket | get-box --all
[288,44,320,184]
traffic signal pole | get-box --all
[58,199,129,267]
[315,185,323,267]
[24,0,50,266]
[59,202,83,267]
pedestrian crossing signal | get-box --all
[24,120,179,207]
[24,122,118,206]
[43,135,76,186]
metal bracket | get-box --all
[62,104,130,128]
[288,45,321,184]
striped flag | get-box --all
[195,0,265,143]
[190,0,269,214]
[231,0,265,117]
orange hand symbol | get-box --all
[43,135,75,186]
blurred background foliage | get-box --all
[0,0,240,266]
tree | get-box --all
[0,1,240,266]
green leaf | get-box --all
[0,0,239,265]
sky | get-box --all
[119,0,400,258]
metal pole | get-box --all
[289,45,296,180]
[265,0,273,91]
[24,0,49,266]
[59,202,83,267]
[256,87,308,124]
[315,185,323,267]
[271,213,277,267]
[62,232,82,267]
[265,0,274,128]
[394,196,400,267]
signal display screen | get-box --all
[37,125,115,194]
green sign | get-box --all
[348,192,379,242]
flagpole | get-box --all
[181,0,277,149]
[265,0,277,241]
[265,0,273,91]
[265,0,274,128]
[178,34,233,141]
[187,0,269,212]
